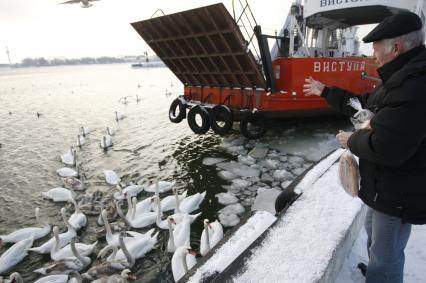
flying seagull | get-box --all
[60,0,99,8]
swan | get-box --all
[50,226,97,261]
[151,187,187,213]
[105,126,115,136]
[200,219,223,256]
[68,198,87,231]
[130,195,152,218]
[29,208,76,254]
[154,195,201,230]
[62,176,85,191]
[77,134,86,147]
[57,163,80,178]
[103,169,120,185]
[91,269,135,283]
[61,147,76,166]
[79,126,90,137]
[34,272,81,283]
[97,202,117,226]
[100,209,145,248]
[116,201,157,229]
[42,187,75,202]
[172,246,197,282]
[115,111,126,122]
[0,237,33,274]
[176,191,206,214]
[100,135,113,149]
[34,238,91,275]
[83,245,128,280]
[110,231,158,264]
[0,207,50,244]
[2,272,23,283]
[167,215,191,253]
[145,180,175,193]
[113,184,143,200]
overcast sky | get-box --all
[0,0,375,64]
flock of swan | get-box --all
[0,110,224,282]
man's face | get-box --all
[373,39,397,67]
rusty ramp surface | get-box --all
[131,3,266,89]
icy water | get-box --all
[0,64,350,282]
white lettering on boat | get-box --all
[320,0,366,8]
[313,61,365,72]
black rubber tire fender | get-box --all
[239,112,267,139]
[169,98,186,123]
[209,105,233,135]
[187,105,210,134]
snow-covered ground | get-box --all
[336,218,426,283]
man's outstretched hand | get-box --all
[303,76,325,96]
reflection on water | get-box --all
[0,64,350,282]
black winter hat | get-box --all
[362,11,423,43]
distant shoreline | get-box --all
[0,55,164,68]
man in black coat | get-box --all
[303,12,426,283]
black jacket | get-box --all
[322,45,426,224]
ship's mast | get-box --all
[5,47,12,66]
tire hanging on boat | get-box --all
[169,98,186,123]
[239,112,267,139]
[209,105,233,135]
[187,105,210,134]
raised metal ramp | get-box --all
[131,3,266,89]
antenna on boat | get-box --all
[5,46,12,66]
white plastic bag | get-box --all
[347,97,374,130]
[338,149,360,197]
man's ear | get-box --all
[393,41,403,56]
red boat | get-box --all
[131,0,422,139]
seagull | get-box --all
[60,0,99,8]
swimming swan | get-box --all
[145,180,175,193]
[42,187,75,202]
[176,191,206,214]
[61,147,76,166]
[68,198,87,231]
[100,135,113,149]
[167,215,191,253]
[172,246,197,282]
[57,163,80,178]
[0,237,34,274]
[0,207,50,244]
[29,208,76,254]
[116,201,157,229]
[34,238,91,274]
[115,111,127,122]
[200,219,223,256]
[77,134,86,147]
[50,226,97,261]
[103,169,120,185]
[113,184,144,200]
